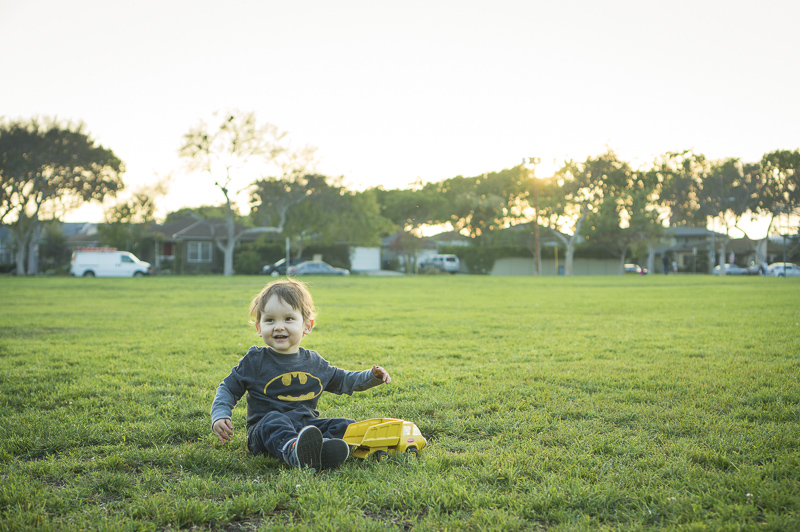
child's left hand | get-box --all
[372,365,391,384]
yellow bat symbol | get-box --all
[264,372,323,401]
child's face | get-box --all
[255,295,314,354]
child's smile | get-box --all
[255,295,314,354]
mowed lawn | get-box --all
[0,275,798,531]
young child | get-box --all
[211,278,391,471]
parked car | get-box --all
[70,248,152,277]
[288,260,350,276]
[745,262,767,275]
[712,264,748,276]
[624,264,647,274]
[419,254,460,274]
[261,258,307,276]
[766,262,800,277]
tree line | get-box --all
[2,113,799,275]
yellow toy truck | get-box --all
[342,418,427,460]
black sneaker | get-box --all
[283,426,323,471]
[320,438,350,470]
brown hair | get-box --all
[249,278,317,324]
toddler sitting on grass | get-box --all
[211,278,391,471]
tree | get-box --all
[373,185,448,232]
[652,150,729,271]
[760,149,800,235]
[654,150,712,228]
[585,167,664,273]
[38,221,71,274]
[99,180,168,259]
[657,151,764,271]
[537,151,622,275]
[0,118,124,275]
[704,158,766,266]
[179,110,314,275]
[433,167,529,241]
[250,174,395,258]
[166,205,239,223]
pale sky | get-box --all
[2,0,798,237]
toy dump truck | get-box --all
[342,418,427,460]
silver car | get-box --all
[766,262,800,277]
[712,264,748,276]
[288,261,350,276]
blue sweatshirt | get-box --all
[210,346,382,436]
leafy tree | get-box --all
[0,118,124,275]
[655,151,765,271]
[372,185,447,271]
[434,168,529,241]
[99,181,167,258]
[650,150,729,271]
[250,174,395,258]
[165,205,245,224]
[537,151,622,275]
[38,221,72,274]
[702,158,765,266]
[760,149,800,235]
[179,110,314,275]
[654,150,712,228]
[373,185,448,232]
[585,166,664,273]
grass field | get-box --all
[0,275,798,531]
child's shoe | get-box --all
[282,426,323,471]
[320,438,350,470]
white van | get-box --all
[420,254,461,274]
[70,248,152,277]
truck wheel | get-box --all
[405,447,419,457]
[134,271,144,277]
[83,271,95,278]
[374,451,388,462]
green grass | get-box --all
[0,275,798,531]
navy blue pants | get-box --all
[247,411,354,459]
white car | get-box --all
[766,262,800,277]
[420,254,461,274]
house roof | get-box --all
[154,217,270,242]
[61,222,97,238]
[498,221,566,240]
[668,226,725,237]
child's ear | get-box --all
[255,322,261,335]
[303,319,315,336]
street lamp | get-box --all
[523,157,541,276]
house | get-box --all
[648,227,725,274]
[151,217,269,274]
[63,223,101,249]
[647,227,800,274]
[416,231,472,268]
[766,233,800,264]
[380,229,474,272]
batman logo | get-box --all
[264,372,323,401]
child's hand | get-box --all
[213,418,234,444]
[372,365,391,384]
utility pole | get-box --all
[524,157,541,275]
